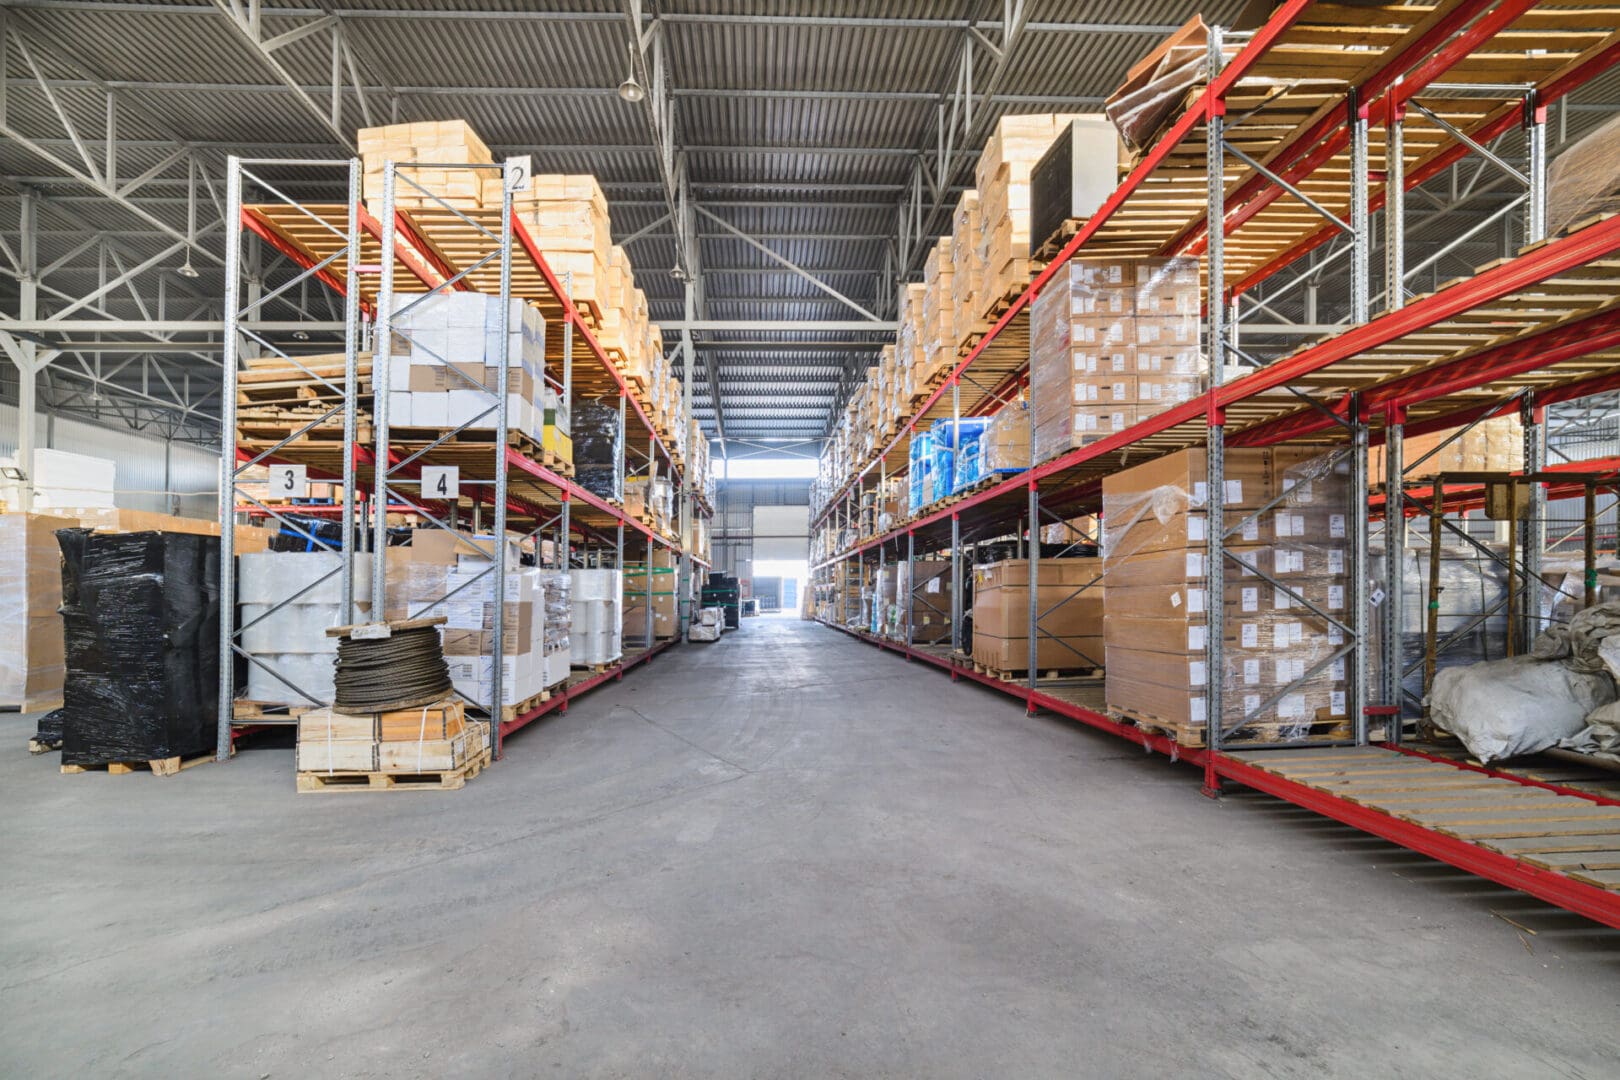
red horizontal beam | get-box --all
[814,618,1620,929]
[1213,754,1620,929]
[1177,0,1516,259]
[383,208,461,291]
[1231,303,1620,447]
[1232,24,1620,297]
[811,0,1314,530]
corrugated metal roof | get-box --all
[3,0,1609,440]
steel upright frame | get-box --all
[219,153,698,760]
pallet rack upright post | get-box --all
[217,156,364,762]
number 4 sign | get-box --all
[274,464,307,499]
[422,466,459,500]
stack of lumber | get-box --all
[295,697,491,792]
[359,120,491,210]
[974,113,1085,317]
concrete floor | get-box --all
[3,615,1618,1078]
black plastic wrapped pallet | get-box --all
[572,398,623,503]
[56,529,221,766]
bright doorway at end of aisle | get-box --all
[751,560,807,615]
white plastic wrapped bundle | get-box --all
[237,551,392,706]
[569,568,623,666]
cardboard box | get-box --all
[974,632,1105,672]
[1100,447,1283,512]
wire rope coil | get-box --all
[331,624,452,713]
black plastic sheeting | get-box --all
[56,529,221,765]
[572,399,623,503]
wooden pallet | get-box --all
[1231,748,1620,890]
[974,662,1102,684]
[231,699,317,724]
[1030,219,1084,267]
[62,746,233,776]
[296,746,491,793]
[1113,706,1351,749]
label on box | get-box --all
[1242,659,1260,685]
[1332,657,1346,681]
[1328,625,1345,646]
[1169,590,1182,608]
[1329,514,1346,539]
[1331,690,1346,714]
[1241,623,1258,648]
[1189,626,1207,650]
[1328,549,1345,575]
[1274,587,1294,611]
[1244,693,1261,717]
[1185,552,1203,578]
[1275,658,1304,683]
[1190,660,1207,687]
[1191,697,1207,724]
[1240,586,1258,613]
[1328,584,1345,610]
[1279,694,1305,720]
[1275,549,1305,574]
[1275,511,1304,538]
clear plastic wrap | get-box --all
[1101,446,1357,740]
[1548,110,1620,237]
[1029,257,1203,466]
[984,405,1032,472]
[908,431,933,515]
[1103,18,1238,156]
[0,513,73,710]
[57,529,221,765]
[572,398,623,503]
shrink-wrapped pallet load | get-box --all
[1101,447,1355,744]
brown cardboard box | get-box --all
[1067,406,1137,442]
[1134,315,1200,347]
[1100,546,1264,588]
[971,558,1104,647]
[1100,447,1282,512]
[1071,375,1138,405]
[974,632,1105,672]
[1071,345,1136,376]
[1134,347,1204,377]
[1103,508,1264,559]
[1070,317,1133,348]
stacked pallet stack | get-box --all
[971,557,1104,675]
[950,190,983,347]
[1101,447,1353,745]
[897,283,927,399]
[920,238,956,386]
[1028,255,1202,464]
[296,698,490,792]
[498,171,612,324]
[974,113,1085,317]
[1369,414,1523,481]
[624,547,679,641]
[381,290,563,461]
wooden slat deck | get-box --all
[1229,747,1620,892]
[816,0,1620,527]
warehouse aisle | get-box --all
[4,619,1619,1077]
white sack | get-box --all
[1426,655,1615,762]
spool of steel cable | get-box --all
[327,617,452,713]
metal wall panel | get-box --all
[0,404,218,518]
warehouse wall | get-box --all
[712,477,811,583]
[0,403,218,518]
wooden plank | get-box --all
[1444,820,1620,841]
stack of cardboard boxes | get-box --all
[382,290,563,455]
[493,171,611,323]
[920,239,957,385]
[950,190,984,345]
[359,120,491,210]
[624,547,679,642]
[0,513,75,712]
[1101,447,1353,742]
[971,558,1105,673]
[295,698,491,787]
[1368,414,1524,481]
[1029,256,1202,464]
[975,113,1097,314]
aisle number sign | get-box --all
[274,464,308,500]
[422,466,460,500]
[505,155,532,193]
